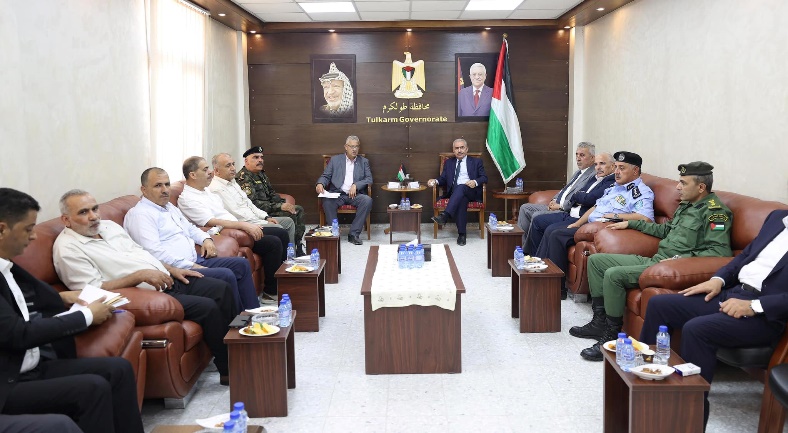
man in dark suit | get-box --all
[457,63,492,117]
[429,138,488,246]
[316,135,374,245]
[640,209,788,426]
[0,188,143,433]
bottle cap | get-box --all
[233,402,245,410]
[230,411,240,419]
[659,325,668,332]
[288,243,294,247]
[624,338,632,344]
[618,332,626,338]
[312,248,318,253]
[223,421,236,430]
[282,294,289,299]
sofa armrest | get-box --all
[638,257,734,291]
[574,222,608,243]
[75,310,137,358]
[528,190,557,205]
[216,228,253,249]
[113,288,185,326]
[280,194,295,205]
[594,228,661,256]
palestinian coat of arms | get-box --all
[391,52,425,99]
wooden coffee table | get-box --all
[387,207,422,244]
[360,245,465,374]
[486,223,524,277]
[603,346,709,433]
[223,311,296,418]
[305,232,341,284]
[275,261,326,332]
[509,258,563,333]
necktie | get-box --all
[474,90,480,107]
[453,159,462,186]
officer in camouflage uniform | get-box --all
[236,146,306,253]
[572,161,733,361]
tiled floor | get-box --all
[142,223,776,433]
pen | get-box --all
[112,309,126,314]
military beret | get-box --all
[613,151,643,168]
[678,161,714,176]
[243,146,264,158]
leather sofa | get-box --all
[14,194,247,407]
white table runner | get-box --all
[370,244,457,311]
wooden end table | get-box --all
[381,184,427,234]
[223,311,296,418]
[305,232,341,284]
[509,258,563,332]
[603,347,709,433]
[486,223,524,277]
[274,261,325,332]
[492,191,532,224]
[387,208,422,244]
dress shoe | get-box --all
[560,289,568,300]
[259,293,278,305]
[457,234,467,246]
[220,375,229,386]
[296,245,306,257]
[431,212,449,226]
[348,234,363,245]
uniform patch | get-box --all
[707,199,721,210]
[243,186,253,195]
[708,213,729,222]
[615,195,626,206]
[631,186,642,199]
[710,223,725,231]
[626,183,635,191]
[634,200,644,210]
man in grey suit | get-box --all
[517,142,596,253]
[316,135,373,245]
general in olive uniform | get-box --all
[236,147,307,248]
[572,161,734,361]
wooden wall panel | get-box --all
[247,28,570,224]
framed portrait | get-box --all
[311,54,357,123]
[455,53,498,122]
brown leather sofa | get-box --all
[14,194,247,408]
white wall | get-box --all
[0,0,151,220]
[577,0,788,204]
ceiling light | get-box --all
[465,0,523,11]
[485,27,491,30]
[299,2,355,13]
[406,28,412,32]
[597,7,605,11]
[564,26,571,29]
[328,29,335,32]
[217,13,226,17]
[249,30,257,34]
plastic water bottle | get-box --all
[222,420,235,432]
[406,245,414,269]
[516,178,523,191]
[232,402,248,432]
[415,245,424,268]
[514,247,524,269]
[490,213,498,230]
[404,198,410,210]
[278,299,290,327]
[400,198,405,209]
[615,332,627,367]
[656,325,671,365]
[398,245,407,269]
[228,411,241,433]
[621,338,636,372]
[282,294,292,320]
[286,243,295,264]
[310,248,319,268]
[331,218,339,237]
[313,248,320,266]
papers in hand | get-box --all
[68,285,130,313]
[318,191,340,198]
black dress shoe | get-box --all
[431,212,448,225]
[347,234,363,245]
[457,234,467,246]
[296,245,306,257]
[220,375,229,386]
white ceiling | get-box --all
[231,0,583,23]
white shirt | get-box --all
[559,167,589,209]
[341,156,356,193]
[738,215,788,290]
[455,158,469,185]
[0,258,40,373]
[53,221,168,291]
[178,184,239,227]
[208,176,270,226]
[569,173,607,219]
[124,197,210,269]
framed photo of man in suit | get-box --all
[455,53,498,122]
[311,54,357,123]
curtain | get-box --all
[145,0,208,181]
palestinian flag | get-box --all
[711,222,725,231]
[397,163,407,181]
[486,36,526,183]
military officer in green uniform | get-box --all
[571,161,734,361]
[236,146,306,254]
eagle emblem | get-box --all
[392,52,425,99]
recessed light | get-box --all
[299,2,355,13]
[218,13,226,17]
[564,26,571,29]
[466,0,522,11]
[597,7,605,11]
[328,29,335,32]
[406,28,412,32]
[249,30,257,34]
[485,27,491,30]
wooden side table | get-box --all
[274,261,326,332]
[509,258,563,333]
[485,223,524,277]
[388,208,422,244]
[223,311,297,418]
[305,232,341,284]
[492,191,532,224]
[603,347,709,433]
[381,184,427,234]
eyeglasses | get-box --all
[346,145,360,149]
